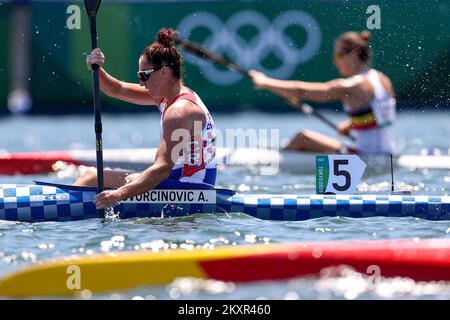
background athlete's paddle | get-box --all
[176,38,356,142]
[84,0,105,218]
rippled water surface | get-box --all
[1,110,449,299]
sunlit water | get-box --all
[1,110,449,299]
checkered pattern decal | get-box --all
[218,193,450,221]
[1,184,450,222]
[0,184,99,222]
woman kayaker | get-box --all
[249,30,396,154]
[76,28,217,209]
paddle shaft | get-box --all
[177,39,356,142]
[85,2,104,217]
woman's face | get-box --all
[138,55,165,93]
[333,41,357,76]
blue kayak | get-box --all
[0,181,449,222]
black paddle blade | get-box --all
[84,0,101,17]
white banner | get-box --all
[122,190,217,204]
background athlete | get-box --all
[76,28,217,209]
[249,30,396,154]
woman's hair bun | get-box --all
[156,28,178,47]
[360,30,371,43]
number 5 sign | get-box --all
[316,155,366,194]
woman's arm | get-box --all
[87,48,158,106]
[249,70,357,103]
[94,102,194,208]
[98,68,159,105]
[115,107,190,197]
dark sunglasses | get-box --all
[137,67,162,82]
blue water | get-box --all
[1,110,450,299]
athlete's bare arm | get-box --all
[113,101,199,200]
[249,70,366,103]
[87,48,159,106]
[98,68,159,106]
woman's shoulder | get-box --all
[334,74,366,91]
[371,68,390,80]
[164,96,202,117]
[373,69,396,97]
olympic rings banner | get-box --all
[0,0,448,113]
[177,10,322,86]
